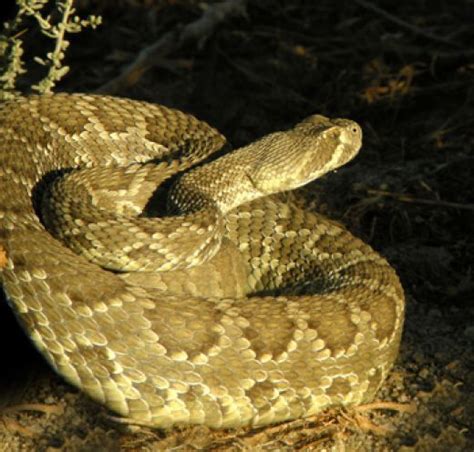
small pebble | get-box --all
[463,325,474,340]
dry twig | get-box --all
[366,189,474,211]
[98,0,247,94]
[354,0,460,48]
[354,401,417,414]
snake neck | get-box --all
[169,145,263,215]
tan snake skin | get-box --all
[0,94,404,428]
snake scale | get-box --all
[0,94,404,428]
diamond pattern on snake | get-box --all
[0,94,404,428]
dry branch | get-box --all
[97,0,247,94]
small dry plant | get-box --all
[0,0,101,99]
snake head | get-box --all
[175,114,363,214]
[249,114,363,195]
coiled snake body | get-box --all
[0,94,404,428]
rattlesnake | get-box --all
[0,94,404,428]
